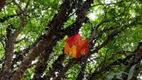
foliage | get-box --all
[0,0,142,80]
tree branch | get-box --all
[88,42,142,79]
[51,0,94,79]
[12,0,74,79]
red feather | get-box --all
[64,34,88,58]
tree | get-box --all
[0,0,142,80]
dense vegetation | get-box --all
[0,0,142,80]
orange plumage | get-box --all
[64,34,88,58]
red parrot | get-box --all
[64,34,88,58]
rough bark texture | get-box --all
[12,0,74,79]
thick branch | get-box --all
[32,47,52,80]
[51,0,94,79]
[12,0,74,79]
[12,35,43,68]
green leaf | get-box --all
[106,72,115,80]
[136,64,142,70]
[127,65,136,80]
